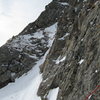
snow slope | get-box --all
[0,23,58,100]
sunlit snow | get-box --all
[47,87,59,100]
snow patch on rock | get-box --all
[47,87,59,100]
[59,2,69,6]
[58,33,69,40]
[79,59,84,64]
[56,56,66,64]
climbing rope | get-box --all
[84,85,100,100]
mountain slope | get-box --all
[0,0,65,88]
[0,0,100,100]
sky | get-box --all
[0,0,52,46]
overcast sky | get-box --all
[0,0,52,46]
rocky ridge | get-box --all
[0,0,100,100]
[0,0,64,88]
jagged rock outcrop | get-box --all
[0,0,100,100]
[20,0,66,35]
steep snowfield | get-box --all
[0,23,58,100]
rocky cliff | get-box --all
[0,0,100,100]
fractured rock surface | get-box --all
[0,0,100,100]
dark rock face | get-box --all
[37,0,100,100]
[0,0,100,100]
